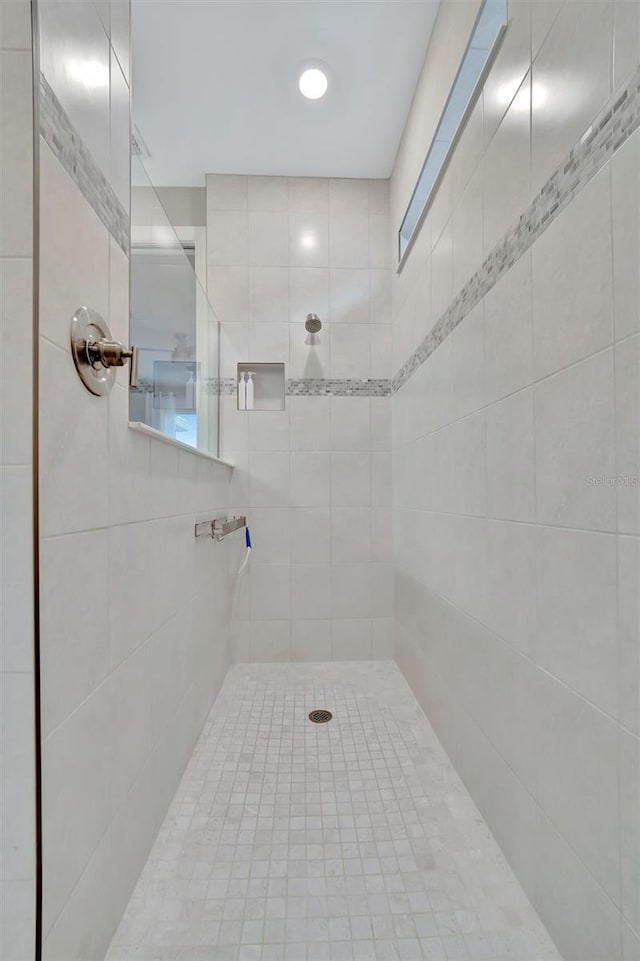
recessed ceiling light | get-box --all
[299,67,328,100]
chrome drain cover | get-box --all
[308,709,332,724]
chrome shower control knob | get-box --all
[70,306,138,396]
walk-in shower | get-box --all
[2,0,638,959]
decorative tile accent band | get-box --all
[216,376,392,397]
[136,377,393,398]
[392,64,640,393]
[214,378,238,396]
[135,378,233,396]
[287,378,391,397]
[39,73,130,255]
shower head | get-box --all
[305,313,322,334]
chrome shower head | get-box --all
[305,313,322,334]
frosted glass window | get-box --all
[398,0,507,264]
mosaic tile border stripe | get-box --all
[392,64,640,393]
[216,377,392,397]
[39,73,130,255]
[287,377,391,397]
[136,377,392,398]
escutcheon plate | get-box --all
[70,306,116,396]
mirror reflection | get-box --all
[130,155,220,456]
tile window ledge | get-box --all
[128,422,235,468]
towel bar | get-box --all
[194,515,246,541]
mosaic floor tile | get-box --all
[107,662,560,961]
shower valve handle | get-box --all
[86,338,139,389]
[70,306,138,396]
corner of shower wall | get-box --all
[0,1,37,958]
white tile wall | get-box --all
[0,3,36,959]
[390,1,640,958]
[532,166,613,380]
[612,131,640,343]
[38,0,112,181]
[210,175,392,664]
[530,0,614,196]
[19,3,640,961]
[207,174,391,381]
[36,6,235,958]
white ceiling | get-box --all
[132,0,440,186]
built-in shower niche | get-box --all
[237,362,285,410]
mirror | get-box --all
[129,154,220,457]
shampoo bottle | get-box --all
[245,371,255,411]
[185,373,195,409]
[237,371,246,410]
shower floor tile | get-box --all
[107,662,560,961]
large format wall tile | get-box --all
[0,258,32,465]
[531,0,613,195]
[534,349,616,531]
[1,672,35,880]
[0,0,31,49]
[615,334,640,535]
[450,301,484,420]
[612,130,640,342]
[1,10,35,960]
[39,143,110,350]
[486,388,535,523]
[39,529,110,737]
[484,74,531,254]
[532,166,613,381]
[618,534,640,736]
[110,51,129,213]
[620,725,640,935]
[39,0,111,179]
[483,252,533,405]
[535,669,621,906]
[0,880,35,961]
[485,519,536,656]
[39,339,109,537]
[533,810,623,961]
[37,14,236,960]
[389,1,640,957]
[41,828,116,961]
[535,525,618,717]
[614,0,640,90]
[41,678,113,936]
[0,48,33,258]
[0,466,34,674]
[289,212,329,268]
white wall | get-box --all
[207,174,394,662]
[390,1,640,958]
[36,2,235,957]
[0,2,36,959]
